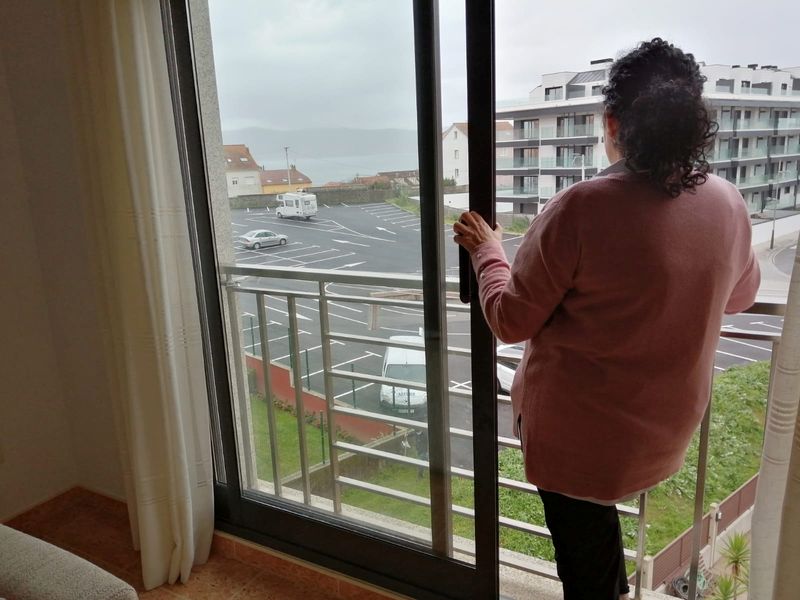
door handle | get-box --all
[459,245,472,303]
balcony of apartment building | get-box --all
[539,122,599,143]
[770,142,800,160]
[495,155,539,176]
[496,123,541,149]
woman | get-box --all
[453,38,760,600]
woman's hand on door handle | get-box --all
[453,211,503,253]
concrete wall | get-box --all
[442,126,470,185]
[0,1,125,519]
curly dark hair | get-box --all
[602,38,717,197]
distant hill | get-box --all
[222,127,418,164]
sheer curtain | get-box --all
[750,232,800,599]
[65,0,213,590]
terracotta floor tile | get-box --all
[165,555,261,600]
[232,542,340,595]
[47,511,139,571]
[338,580,394,600]
[232,571,337,600]
[211,533,237,560]
[139,588,186,600]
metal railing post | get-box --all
[634,491,648,599]
[287,296,312,503]
[256,292,282,495]
[317,281,342,511]
[225,284,258,490]
[688,398,713,600]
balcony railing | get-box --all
[539,156,595,169]
[739,168,799,188]
[771,144,800,157]
[497,187,539,198]
[221,263,784,600]
[739,147,769,159]
[510,128,540,141]
[496,156,539,169]
[539,124,596,139]
[777,117,800,130]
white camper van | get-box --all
[380,336,427,414]
[276,192,317,220]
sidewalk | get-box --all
[754,231,797,302]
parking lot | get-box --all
[227,203,782,468]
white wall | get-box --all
[442,126,470,185]
[226,170,263,197]
[0,1,125,519]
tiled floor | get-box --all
[4,488,395,599]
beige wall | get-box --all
[0,1,124,519]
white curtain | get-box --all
[772,236,800,598]
[64,0,214,590]
[750,231,800,599]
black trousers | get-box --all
[539,489,630,600]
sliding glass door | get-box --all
[163,0,499,597]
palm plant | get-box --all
[719,532,750,600]
[710,575,737,600]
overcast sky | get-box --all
[208,0,799,132]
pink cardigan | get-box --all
[471,168,760,503]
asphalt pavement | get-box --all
[228,203,784,470]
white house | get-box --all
[223,144,262,197]
[441,121,513,188]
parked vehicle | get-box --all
[380,336,427,414]
[240,229,288,250]
[276,192,317,220]
[496,343,524,394]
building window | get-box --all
[741,80,751,92]
[454,130,458,140]
[591,85,603,96]
[545,86,563,101]
[782,83,789,95]
[454,168,460,178]
[232,177,238,185]
[454,149,459,159]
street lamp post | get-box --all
[571,154,586,181]
[767,196,778,250]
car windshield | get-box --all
[243,230,263,237]
[385,364,427,384]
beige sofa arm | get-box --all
[0,525,138,600]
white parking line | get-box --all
[307,352,378,378]
[719,338,772,352]
[328,301,365,314]
[244,330,311,350]
[450,380,472,390]
[715,349,757,362]
[302,252,359,267]
[750,321,782,330]
[334,382,374,399]
[380,326,421,334]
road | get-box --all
[228,203,782,470]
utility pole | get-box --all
[284,146,292,188]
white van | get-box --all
[380,336,427,414]
[276,192,317,220]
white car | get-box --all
[240,229,288,250]
[496,343,525,394]
[380,336,428,414]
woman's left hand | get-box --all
[452,211,503,253]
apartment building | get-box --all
[497,61,800,215]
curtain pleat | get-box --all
[64,0,214,590]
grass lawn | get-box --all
[250,361,769,564]
[250,395,327,481]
